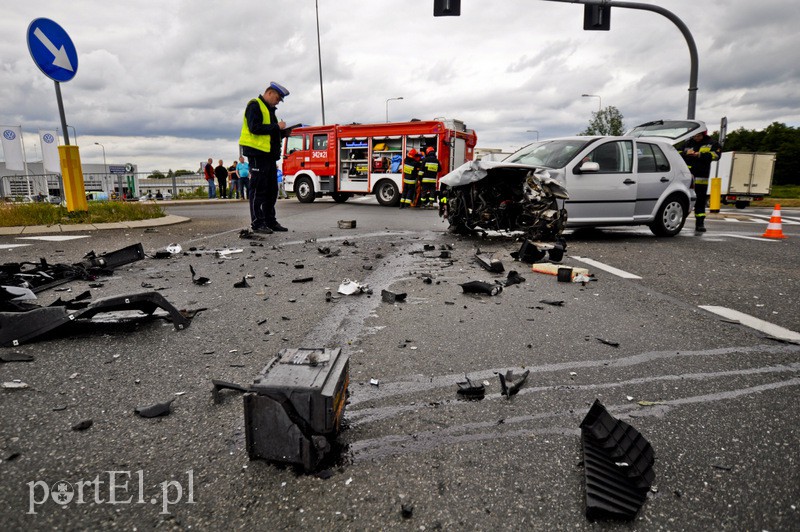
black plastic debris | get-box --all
[212,379,250,404]
[579,399,655,521]
[71,419,93,431]
[596,338,620,348]
[539,299,564,306]
[498,369,530,398]
[0,243,145,294]
[135,398,176,418]
[244,347,349,472]
[515,239,547,263]
[501,271,525,287]
[381,290,407,303]
[233,277,251,288]
[456,375,485,400]
[549,237,567,262]
[401,503,414,519]
[459,281,502,296]
[474,248,504,273]
[557,267,573,282]
[0,292,192,347]
[189,265,210,285]
[292,277,314,283]
[0,352,35,363]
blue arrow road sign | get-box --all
[27,18,78,83]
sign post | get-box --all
[27,18,87,211]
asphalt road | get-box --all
[1,198,798,530]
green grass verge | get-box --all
[0,201,165,227]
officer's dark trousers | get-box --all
[248,155,279,230]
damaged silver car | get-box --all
[439,160,569,244]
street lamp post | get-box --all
[526,129,540,141]
[315,0,326,124]
[385,97,403,123]
[94,142,110,198]
[582,93,602,112]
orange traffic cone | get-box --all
[762,204,787,239]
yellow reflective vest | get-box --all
[239,98,273,153]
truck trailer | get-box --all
[715,151,776,209]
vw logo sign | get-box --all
[43,133,55,144]
[3,130,16,141]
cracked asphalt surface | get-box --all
[1,200,798,530]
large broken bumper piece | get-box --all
[244,347,349,472]
[0,243,145,293]
[579,399,655,521]
[0,291,190,347]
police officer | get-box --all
[239,81,291,234]
[682,128,722,233]
[399,148,422,209]
[419,146,441,208]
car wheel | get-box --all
[735,200,749,209]
[375,180,400,206]
[649,196,687,237]
[331,192,351,203]
[295,177,315,203]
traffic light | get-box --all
[434,0,461,16]
[584,5,611,31]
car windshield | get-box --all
[505,139,596,169]
[626,120,701,140]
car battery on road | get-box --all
[244,347,349,471]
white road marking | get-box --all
[744,213,800,225]
[570,256,642,279]
[699,305,800,342]
[16,235,91,242]
[0,244,31,250]
[716,233,780,242]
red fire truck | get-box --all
[282,119,477,206]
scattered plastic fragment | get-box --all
[401,503,414,519]
[500,271,525,287]
[212,379,250,403]
[381,290,407,303]
[134,398,176,418]
[165,243,182,254]
[557,267,573,282]
[338,279,371,295]
[459,281,502,296]
[596,338,620,348]
[338,220,356,229]
[292,277,314,283]
[637,400,665,407]
[532,263,590,277]
[0,352,34,363]
[2,380,29,390]
[369,379,380,387]
[515,239,547,263]
[580,399,655,520]
[1,285,37,301]
[233,277,250,288]
[190,265,211,285]
[539,299,564,306]
[456,375,486,400]
[474,248,504,273]
[71,419,93,431]
[498,369,530,398]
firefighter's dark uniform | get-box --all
[399,150,421,209]
[419,149,441,207]
[682,132,721,232]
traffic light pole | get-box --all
[544,0,698,119]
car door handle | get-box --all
[660,177,669,182]
[623,179,636,185]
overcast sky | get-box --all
[2,0,798,172]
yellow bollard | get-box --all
[709,177,721,213]
[58,145,88,212]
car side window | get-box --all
[313,134,328,150]
[286,135,304,154]
[586,140,632,173]
[637,143,671,173]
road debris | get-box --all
[459,281,502,296]
[134,398,176,418]
[233,277,251,288]
[0,352,34,363]
[212,379,250,403]
[381,290,407,303]
[580,399,655,520]
[498,369,530,398]
[456,375,486,400]
[500,271,525,287]
[190,265,211,285]
[71,419,93,431]
[474,248,504,273]
[539,299,564,306]
[338,279,372,295]
[338,220,357,229]
[292,277,314,283]
[2,380,29,390]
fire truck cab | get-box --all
[282,119,477,206]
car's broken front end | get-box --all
[440,161,569,243]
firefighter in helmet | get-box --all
[681,128,721,233]
[399,148,422,209]
[419,146,442,208]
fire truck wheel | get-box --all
[332,193,352,203]
[375,180,400,206]
[295,177,316,203]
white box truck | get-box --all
[716,151,776,209]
